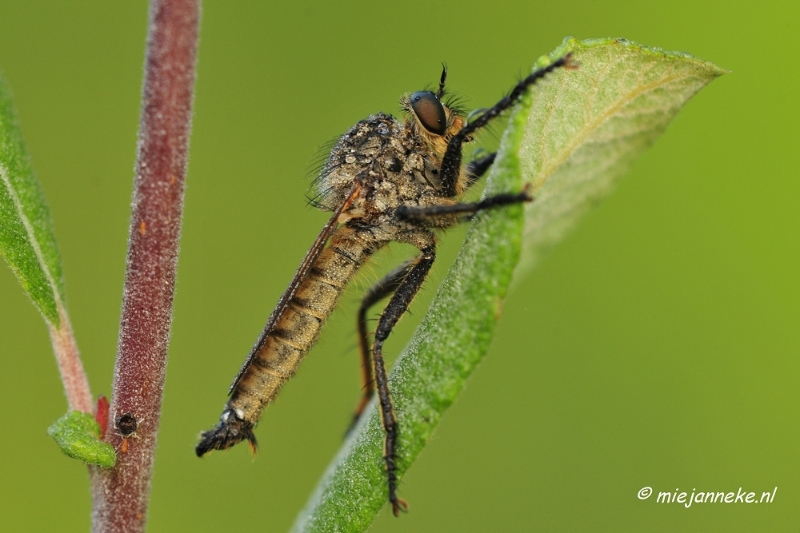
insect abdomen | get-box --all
[197,225,383,455]
[230,265,346,417]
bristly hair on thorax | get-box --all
[308,72,471,211]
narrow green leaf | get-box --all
[519,37,726,271]
[0,72,65,325]
[291,38,723,532]
[47,411,116,469]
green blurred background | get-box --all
[0,1,797,531]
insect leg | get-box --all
[439,55,573,196]
[463,151,496,191]
[347,260,415,435]
[397,185,532,222]
[372,237,436,516]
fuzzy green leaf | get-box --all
[0,72,65,325]
[47,411,116,469]
[291,38,723,532]
[519,37,726,271]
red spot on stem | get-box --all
[96,396,110,438]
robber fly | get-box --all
[196,55,573,516]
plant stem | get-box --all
[90,1,199,531]
[48,306,93,413]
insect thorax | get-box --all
[314,113,447,220]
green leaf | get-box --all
[290,38,724,532]
[47,411,116,469]
[519,37,726,271]
[0,71,65,325]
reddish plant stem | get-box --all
[90,1,199,531]
[49,306,94,413]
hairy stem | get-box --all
[48,306,93,413]
[90,0,199,531]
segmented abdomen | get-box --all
[228,225,383,425]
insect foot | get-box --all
[196,408,257,456]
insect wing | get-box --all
[229,184,361,392]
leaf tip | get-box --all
[47,411,116,469]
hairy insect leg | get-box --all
[463,151,496,191]
[346,260,416,436]
[397,184,532,222]
[439,55,573,196]
[372,233,437,516]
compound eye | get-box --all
[410,91,447,135]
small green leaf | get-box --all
[47,411,116,468]
[0,71,65,325]
[519,37,726,271]
[291,38,723,532]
